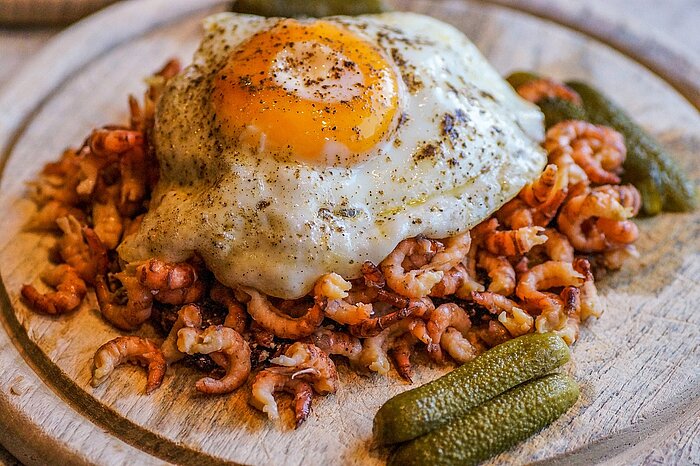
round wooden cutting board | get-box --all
[0,0,698,464]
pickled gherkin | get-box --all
[389,374,580,466]
[373,333,570,445]
[231,0,388,17]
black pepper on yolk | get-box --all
[212,19,399,167]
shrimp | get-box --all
[210,283,247,334]
[426,303,471,362]
[573,258,603,321]
[56,216,108,284]
[429,231,471,271]
[323,298,373,326]
[270,342,339,395]
[389,332,420,382]
[519,164,562,207]
[91,336,166,394]
[94,274,153,331]
[119,146,148,204]
[429,264,473,298]
[484,225,547,256]
[516,78,582,105]
[303,328,362,363]
[161,304,202,364]
[545,121,626,185]
[136,258,205,305]
[472,291,533,337]
[88,128,143,156]
[26,201,86,231]
[541,228,575,262]
[473,320,512,348]
[558,187,636,252]
[250,367,314,427]
[516,261,585,312]
[551,286,581,345]
[136,258,197,291]
[478,252,516,296]
[242,287,323,339]
[92,185,123,249]
[348,292,433,338]
[380,238,444,298]
[361,261,386,288]
[21,264,87,315]
[358,317,430,375]
[177,325,251,394]
[440,327,481,363]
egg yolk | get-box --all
[212,19,399,167]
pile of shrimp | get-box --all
[20,70,640,428]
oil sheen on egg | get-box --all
[118,12,546,299]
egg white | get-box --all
[118,12,546,298]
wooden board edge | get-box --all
[0,1,699,465]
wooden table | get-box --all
[0,1,698,464]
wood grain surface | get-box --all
[0,0,698,465]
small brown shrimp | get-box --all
[361,261,386,288]
[153,280,206,305]
[313,273,374,325]
[389,332,419,382]
[380,238,445,298]
[88,128,143,157]
[323,298,373,326]
[473,320,512,348]
[56,216,108,284]
[516,78,582,105]
[472,291,533,337]
[177,325,251,394]
[545,121,626,185]
[358,317,430,375]
[440,327,481,364]
[94,274,153,331]
[348,292,433,338]
[91,336,166,394]
[136,258,197,291]
[242,287,323,339]
[75,149,117,196]
[573,258,603,321]
[210,283,247,334]
[26,201,86,231]
[92,185,123,249]
[136,258,205,305]
[250,367,314,427]
[558,187,636,252]
[429,264,472,298]
[541,228,575,262]
[478,252,516,296]
[161,304,202,364]
[429,231,471,271]
[484,225,547,256]
[119,146,148,204]
[401,237,443,269]
[516,261,585,312]
[426,303,471,362]
[270,342,339,395]
[21,264,87,315]
[552,286,581,345]
[303,327,363,363]
[519,164,561,207]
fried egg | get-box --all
[118,12,546,298]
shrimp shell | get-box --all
[269,342,339,395]
[21,264,87,315]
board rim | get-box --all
[0,1,698,465]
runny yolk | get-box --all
[212,19,399,167]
